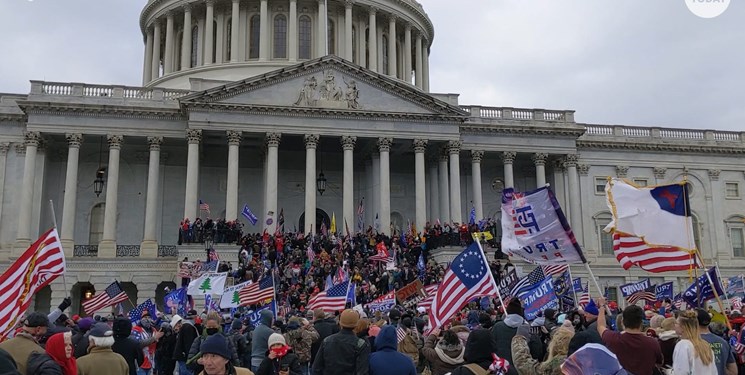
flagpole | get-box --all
[714,262,734,314]
[567,266,579,307]
[475,239,505,309]
[583,262,604,300]
[48,200,69,295]
[704,266,731,329]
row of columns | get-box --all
[142,1,431,91]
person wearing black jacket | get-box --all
[309,309,339,366]
[155,322,177,375]
[312,309,369,375]
[111,317,143,375]
[449,329,498,375]
[173,313,200,375]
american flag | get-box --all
[83,281,129,315]
[626,286,657,305]
[128,299,156,323]
[369,242,393,263]
[731,296,743,310]
[239,276,274,306]
[510,266,546,297]
[396,326,407,343]
[193,260,218,275]
[426,242,497,334]
[542,264,569,277]
[307,246,315,263]
[199,199,210,214]
[0,228,66,339]
[579,283,590,307]
[278,208,285,231]
[308,280,350,312]
[613,232,701,273]
[417,284,439,312]
[357,198,365,231]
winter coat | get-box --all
[26,352,63,375]
[312,328,370,375]
[421,334,465,375]
[283,326,319,364]
[255,350,302,375]
[188,330,240,373]
[310,318,339,364]
[0,333,45,375]
[490,315,523,375]
[369,326,417,375]
[173,321,199,361]
[197,365,255,375]
[229,330,250,367]
[111,318,143,375]
[657,330,679,367]
[567,320,602,355]
[71,331,89,359]
[155,332,177,375]
[511,335,564,375]
[0,348,19,375]
[76,347,129,375]
[251,322,275,368]
[449,330,496,375]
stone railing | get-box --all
[583,124,744,142]
[29,81,190,101]
[461,105,575,123]
[116,245,141,257]
[73,245,98,257]
[158,245,179,257]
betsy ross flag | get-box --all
[626,286,657,305]
[241,204,258,225]
[0,228,66,339]
[83,281,129,315]
[308,279,351,312]
[239,276,274,306]
[427,242,497,334]
[612,232,701,273]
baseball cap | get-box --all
[696,308,712,326]
[24,312,50,328]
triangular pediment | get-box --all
[179,56,468,119]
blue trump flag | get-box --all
[417,253,426,280]
[242,204,258,225]
[682,267,725,307]
[656,282,674,301]
[248,300,276,326]
[572,278,584,293]
[469,207,476,225]
[347,283,356,306]
[164,287,188,315]
[518,277,559,320]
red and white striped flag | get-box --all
[396,326,407,343]
[579,283,590,307]
[542,264,568,277]
[417,284,439,312]
[82,281,129,315]
[731,296,743,310]
[613,232,701,273]
[308,280,350,312]
[0,228,66,339]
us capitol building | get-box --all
[1,0,743,315]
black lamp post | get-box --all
[316,171,327,195]
[94,168,105,197]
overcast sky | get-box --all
[1,0,742,130]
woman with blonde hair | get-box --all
[673,310,716,374]
[511,325,575,375]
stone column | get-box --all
[428,158,439,223]
[388,16,397,78]
[205,0,215,64]
[471,150,484,222]
[422,43,430,92]
[317,0,327,56]
[502,151,516,188]
[259,0,269,60]
[99,135,123,257]
[264,133,281,233]
[413,139,427,234]
[448,141,462,223]
[378,138,393,235]
[438,150,450,223]
[151,21,161,80]
[164,12,175,74]
[341,136,356,233]
[304,134,319,234]
[357,16,366,67]
[183,129,201,221]
[14,132,41,251]
[533,153,548,188]
[368,7,378,72]
[344,1,353,61]
[230,0,241,62]
[289,0,298,61]
[414,34,423,89]
[404,24,412,83]
[226,131,242,221]
[141,136,163,257]
[143,28,154,84]
[0,143,8,245]
[181,5,192,70]
[60,134,82,255]
[371,154,380,225]
[565,154,583,244]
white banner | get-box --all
[187,272,228,296]
[220,280,252,309]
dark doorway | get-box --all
[298,208,331,234]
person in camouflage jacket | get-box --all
[283,317,319,371]
[511,325,574,375]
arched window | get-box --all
[249,15,260,59]
[299,15,312,59]
[190,25,199,67]
[382,35,389,75]
[327,18,335,55]
[274,14,287,58]
[726,215,745,257]
[352,26,357,63]
[226,18,232,61]
[89,203,105,245]
[593,212,614,255]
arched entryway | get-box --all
[71,282,95,316]
[120,282,138,310]
[298,208,331,234]
[33,285,52,314]
[391,212,404,235]
[156,281,177,313]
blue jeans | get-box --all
[300,362,311,375]
[178,361,193,375]
[136,369,152,375]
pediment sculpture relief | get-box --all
[293,70,361,109]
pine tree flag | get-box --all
[220,280,251,309]
[187,272,228,296]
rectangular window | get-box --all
[633,178,648,187]
[726,182,740,199]
[732,228,745,257]
[605,287,619,305]
[595,177,608,195]
[600,230,614,255]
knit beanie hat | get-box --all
[268,333,286,347]
[200,334,231,359]
[339,309,360,328]
[506,298,523,316]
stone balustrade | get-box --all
[462,105,575,123]
[30,81,190,101]
[583,124,744,142]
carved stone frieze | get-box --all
[708,169,721,181]
[578,164,590,176]
[293,70,361,109]
[615,165,629,178]
[653,167,667,179]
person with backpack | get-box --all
[312,309,370,375]
[283,317,319,375]
[397,318,422,366]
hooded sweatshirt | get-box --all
[111,318,143,375]
[490,314,525,375]
[450,329,497,375]
[251,310,275,368]
[369,326,417,375]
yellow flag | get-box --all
[472,231,494,241]
[330,213,337,233]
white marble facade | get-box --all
[1,0,744,314]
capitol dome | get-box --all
[139,0,434,90]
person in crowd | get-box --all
[0,348,19,374]
[76,323,129,375]
[27,331,77,375]
[72,317,94,358]
[227,319,250,368]
[674,310,717,374]
[189,315,240,374]
[312,309,370,375]
[197,334,254,375]
[112,317,144,375]
[567,300,603,355]
[0,312,49,375]
[369,325,416,375]
[596,296,663,375]
[511,324,574,375]
[449,329,499,375]
[284,317,319,375]
[696,308,738,375]
[491,298,526,375]
[255,333,301,375]
[155,322,177,375]
[132,311,164,375]
[421,328,465,375]
[657,317,679,368]
[251,310,276,373]
[174,311,200,375]
[310,309,339,367]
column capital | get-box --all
[653,167,667,179]
[377,137,393,152]
[501,151,516,164]
[389,14,398,23]
[531,152,548,166]
[412,139,428,153]
[304,134,320,149]
[439,147,449,161]
[266,132,282,147]
[0,143,9,156]
[182,3,192,12]
[578,164,590,176]
[345,0,354,9]
[15,144,26,155]
[147,136,164,151]
[447,140,461,155]
[471,150,484,163]
[65,133,83,148]
[186,129,202,144]
[369,6,378,15]
[24,131,41,147]
[615,165,629,178]
[107,134,124,149]
[553,158,565,172]
[708,169,721,181]
[341,135,357,150]
[405,23,412,32]
[564,154,579,167]
[227,130,243,146]
[205,0,215,6]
